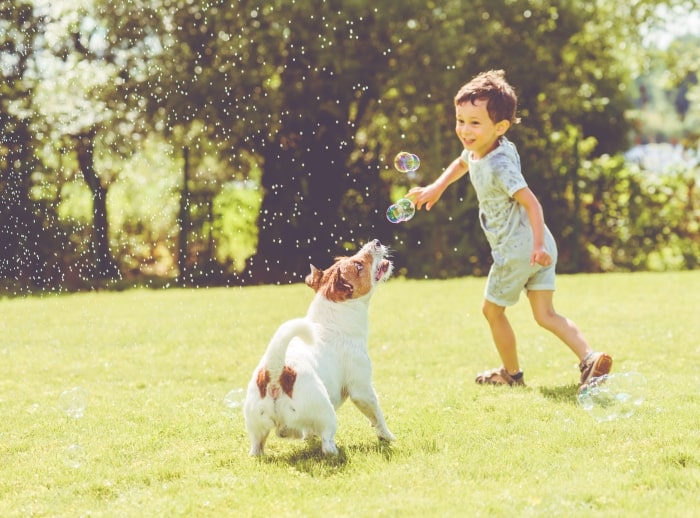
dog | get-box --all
[243,239,395,456]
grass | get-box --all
[2,271,700,517]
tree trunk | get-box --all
[177,146,190,284]
[74,130,120,280]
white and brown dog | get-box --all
[243,239,395,456]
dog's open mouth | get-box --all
[375,259,390,282]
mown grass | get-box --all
[1,271,700,517]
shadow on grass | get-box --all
[259,439,396,477]
[538,383,579,405]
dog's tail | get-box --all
[262,318,314,377]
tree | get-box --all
[71,128,120,278]
[28,0,166,283]
[0,2,48,288]
[11,0,695,290]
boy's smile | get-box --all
[455,98,510,160]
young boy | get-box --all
[406,70,611,389]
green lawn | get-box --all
[2,271,699,517]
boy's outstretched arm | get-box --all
[406,157,469,211]
[513,187,552,267]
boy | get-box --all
[406,70,611,389]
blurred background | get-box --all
[1,0,699,293]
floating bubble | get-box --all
[393,152,420,173]
[59,387,88,419]
[577,372,647,422]
[223,388,246,410]
[386,198,416,223]
[63,443,86,468]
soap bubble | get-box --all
[223,388,246,410]
[386,198,416,223]
[63,443,86,468]
[393,152,420,173]
[577,372,647,422]
[59,387,88,419]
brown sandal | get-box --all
[475,367,525,386]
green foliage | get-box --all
[212,181,262,273]
[578,153,700,271]
[2,273,700,515]
[85,0,655,282]
[635,33,700,145]
[109,136,182,277]
[3,0,700,290]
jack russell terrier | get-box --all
[243,239,395,456]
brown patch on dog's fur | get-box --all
[256,366,296,399]
[324,265,354,302]
[305,249,375,302]
[279,365,297,397]
[256,368,270,398]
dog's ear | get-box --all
[324,265,354,302]
[305,264,323,291]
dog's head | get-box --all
[305,239,393,303]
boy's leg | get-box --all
[482,299,520,375]
[526,290,589,360]
[528,289,612,389]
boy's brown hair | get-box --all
[454,69,520,125]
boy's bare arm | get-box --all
[513,187,552,266]
[407,157,469,211]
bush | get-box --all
[579,154,699,272]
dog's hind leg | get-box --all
[308,412,338,455]
[245,412,273,456]
[320,427,339,455]
[350,388,396,442]
[248,429,270,456]
[307,406,339,455]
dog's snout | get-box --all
[373,239,381,247]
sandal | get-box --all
[578,352,613,392]
[475,367,525,387]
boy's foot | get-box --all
[475,367,525,387]
[578,352,613,392]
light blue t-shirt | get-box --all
[460,136,555,259]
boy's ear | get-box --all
[495,120,510,135]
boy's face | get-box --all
[455,99,510,160]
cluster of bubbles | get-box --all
[393,151,420,174]
[386,198,416,223]
[59,387,88,468]
[577,372,647,422]
[386,151,420,224]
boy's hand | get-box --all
[406,184,443,211]
[531,248,552,267]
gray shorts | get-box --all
[484,250,557,307]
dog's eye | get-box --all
[355,261,363,272]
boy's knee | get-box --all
[533,309,557,329]
[482,300,505,321]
